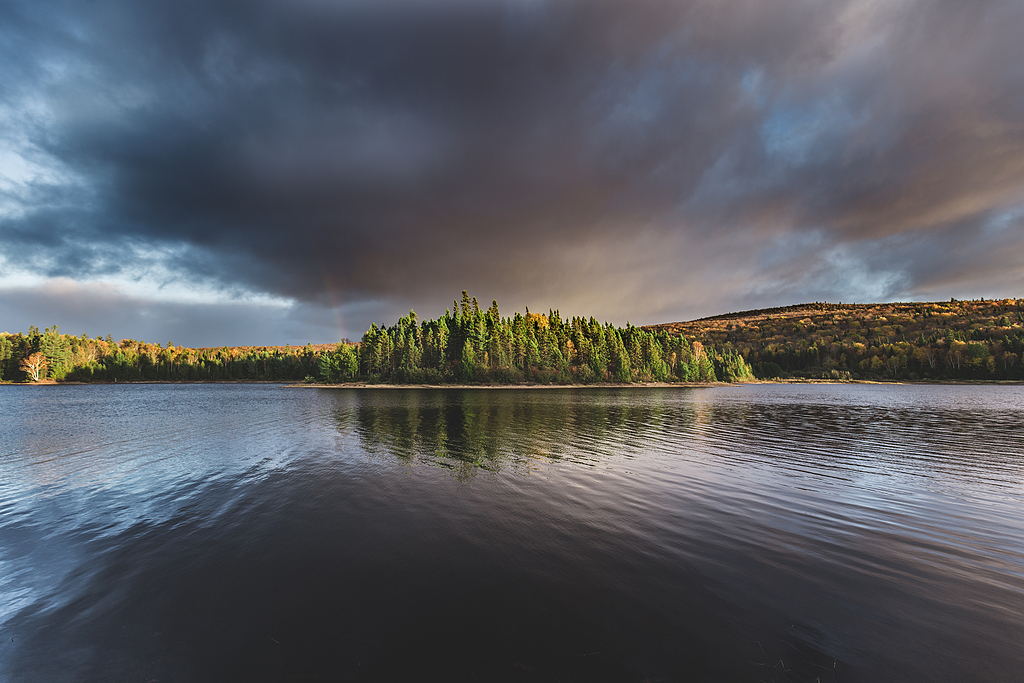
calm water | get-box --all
[0,384,1022,682]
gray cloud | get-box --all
[0,279,338,347]
[1,0,1023,343]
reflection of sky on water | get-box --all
[332,385,1024,622]
[333,384,1024,493]
[0,385,325,631]
[1,383,1022,681]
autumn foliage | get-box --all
[646,298,1024,380]
[18,352,48,382]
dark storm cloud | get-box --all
[1,0,1023,342]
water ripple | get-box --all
[1,383,1022,682]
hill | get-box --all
[644,298,1024,380]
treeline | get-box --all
[11,296,1024,385]
[322,292,751,384]
[648,298,1024,381]
[0,326,323,383]
[0,293,753,385]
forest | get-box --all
[0,326,327,384]
[647,298,1024,381]
[0,293,751,385]
[7,295,1021,385]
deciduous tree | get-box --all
[20,352,48,382]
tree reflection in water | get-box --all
[331,388,701,479]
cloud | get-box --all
[0,279,331,347]
[1,0,1022,343]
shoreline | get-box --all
[0,379,302,386]
[294,381,735,389]
[3,378,1023,388]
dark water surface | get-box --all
[1,384,1022,682]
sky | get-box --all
[1,0,1023,347]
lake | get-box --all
[0,383,1022,681]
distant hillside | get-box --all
[645,299,1024,380]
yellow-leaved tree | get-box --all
[20,352,48,382]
